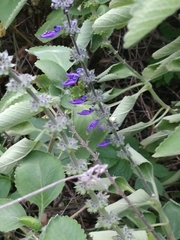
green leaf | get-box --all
[39,216,87,240]
[167,57,180,72]
[0,101,40,132]
[153,125,180,157]
[92,5,131,33]
[111,95,138,127]
[124,0,180,48]
[142,50,180,81]
[0,92,30,113]
[105,189,151,215]
[15,151,65,211]
[0,198,26,232]
[35,9,64,43]
[0,0,27,29]
[163,199,180,239]
[6,121,37,136]
[19,216,42,230]
[110,0,134,8]
[90,30,113,52]
[109,177,134,193]
[141,131,170,147]
[0,138,37,174]
[0,177,11,197]
[27,46,73,71]
[153,36,180,59]
[35,60,66,89]
[97,63,135,82]
[76,20,93,48]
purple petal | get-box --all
[77,108,94,116]
[99,125,104,130]
[87,119,100,130]
[54,25,63,32]
[40,25,62,38]
[97,138,110,147]
[62,79,77,86]
[70,95,87,104]
[66,73,79,81]
[76,68,83,74]
[40,30,58,38]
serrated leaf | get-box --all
[27,46,73,71]
[111,95,138,127]
[35,60,66,89]
[0,101,40,132]
[153,125,180,157]
[39,216,87,240]
[92,5,131,33]
[163,199,180,239]
[15,151,65,211]
[124,0,180,48]
[35,9,64,43]
[0,0,27,29]
[142,50,180,81]
[0,138,37,174]
[76,19,93,48]
[153,36,180,59]
[0,198,26,232]
[0,92,31,113]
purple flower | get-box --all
[76,68,83,74]
[99,125,104,130]
[62,79,77,86]
[70,95,87,104]
[62,72,79,87]
[40,25,63,38]
[77,108,94,116]
[87,119,100,130]
[97,138,110,147]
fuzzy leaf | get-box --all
[153,36,180,59]
[39,216,87,240]
[153,125,180,157]
[124,0,180,48]
[0,0,27,29]
[76,19,93,48]
[143,50,180,81]
[0,198,26,232]
[15,151,65,211]
[0,101,39,132]
[0,138,37,174]
[35,60,66,89]
[35,9,64,43]
[163,199,180,239]
[110,0,134,8]
[92,5,131,33]
[111,95,138,127]
[97,63,135,82]
[27,46,73,71]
